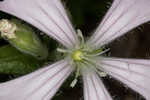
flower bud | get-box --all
[0,19,48,60]
[0,19,16,39]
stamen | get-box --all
[86,48,110,57]
[57,48,71,53]
[70,62,82,88]
[77,29,85,46]
[82,57,108,77]
[97,71,107,77]
[94,63,108,77]
[81,56,95,65]
[70,79,78,88]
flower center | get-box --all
[73,50,83,61]
[57,29,109,87]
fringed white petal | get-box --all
[0,60,73,100]
[99,57,150,100]
[88,0,150,49]
[82,69,112,100]
[0,0,78,48]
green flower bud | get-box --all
[0,19,48,60]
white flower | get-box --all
[0,0,150,100]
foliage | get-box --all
[0,45,42,75]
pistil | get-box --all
[73,50,83,61]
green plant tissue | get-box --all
[0,45,42,75]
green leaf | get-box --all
[0,45,42,75]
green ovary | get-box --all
[72,50,83,61]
